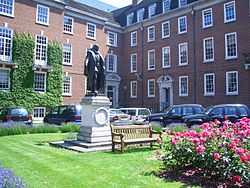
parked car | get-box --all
[148,104,205,127]
[0,107,32,126]
[120,108,151,123]
[109,109,130,122]
[184,104,250,126]
[44,105,82,125]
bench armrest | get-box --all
[150,130,163,140]
[111,132,124,141]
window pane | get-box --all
[0,0,14,16]
[0,69,10,90]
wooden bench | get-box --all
[111,125,162,152]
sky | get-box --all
[99,0,131,8]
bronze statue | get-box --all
[84,44,105,96]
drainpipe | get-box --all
[192,7,197,103]
[140,23,145,107]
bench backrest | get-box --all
[111,125,152,140]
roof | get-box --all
[75,0,117,12]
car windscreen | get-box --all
[10,108,28,116]
[138,109,150,116]
[238,107,249,116]
[169,107,182,116]
[193,107,204,114]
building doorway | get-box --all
[107,85,115,108]
[157,75,173,111]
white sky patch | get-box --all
[100,0,131,8]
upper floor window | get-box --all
[148,3,156,18]
[35,35,48,65]
[130,53,137,73]
[137,8,144,22]
[224,1,236,23]
[147,26,155,42]
[162,46,170,68]
[178,42,188,66]
[63,44,72,65]
[179,0,187,8]
[63,16,74,34]
[178,16,187,34]
[225,32,237,59]
[130,81,137,98]
[202,8,213,28]
[107,31,117,47]
[162,21,170,38]
[0,68,10,90]
[36,4,49,26]
[86,23,96,40]
[203,37,214,62]
[130,31,137,47]
[106,53,117,73]
[204,73,215,96]
[0,0,14,17]
[63,75,72,96]
[226,71,238,95]
[163,0,171,13]
[147,79,155,98]
[34,72,46,93]
[0,27,13,62]
[179,76,188,96]
[127,13,134,26]
[148,49,155,70]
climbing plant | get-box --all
[0,33,63,112]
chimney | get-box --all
[132,0,142,6]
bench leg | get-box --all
[121,142,125,153]
[150,142,153,149]
[112,143,115,152]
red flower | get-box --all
[212,152,221,161]
[232,175,241,183]
[240,154,250,163]
[196,145,205,155]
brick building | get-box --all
[0,0,249,120]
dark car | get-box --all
[184,104,250,126]
[0,107,32,126]
[148,104,205,127]
[44,105,82,125]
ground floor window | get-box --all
[226,71,238,95]
[204,73,215,96]
[33,107,46,120]
[34,72,46,92]
[179,76,188,96]
[63,75,72,96]
[130,81,137,98]
[0,69,10,90]
[147,79,155,97]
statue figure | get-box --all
[84,44,105,96]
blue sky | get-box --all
[99,0,131,8]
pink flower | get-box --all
[232,175,241,183]
[196,145,205,155]
[212,152,221,161]
[171,137,177,145]
[235,147,247,155]
[240,154,250,163]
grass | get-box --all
[0,133,185,188]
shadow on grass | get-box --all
[104,146,160,155]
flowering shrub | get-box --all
[0,167,25,188]
[163,118,250,186]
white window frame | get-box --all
[130,53,137,73]
[130,31,137,47]
[147,26,155,42]
[162,21,170,38]
[36,4,49,26]
[63,43,72,66]
[179,76,188,97]
[163,0,171,13]
[204,73,215,96]
[162,46,171,68]
[106,53,117,73]
[63,16,74,34]
[147,79,155,98]
[202,8,213,28]
[35,35,48,66]
[137,8,144,22]
[0,68,10,91]
[62,75,72,96]
[203,37,214,63]
[148,49,155,70]
[127,12,134,26]
[34,71,46,93]
[226,71,238,96]
[178,42,188,66]
[148,3,156,18]
[225,32,238,60]
[224,1,236,23]
[0,0,15,17]
[130,81,137,98]
[107,31,117,47]
[179,0,187,8]
[33,107,46,121]
[86,22,96,40]
[178,16,187,34]
[0,27,13,62]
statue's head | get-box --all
[92,44,99,52]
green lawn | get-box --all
[0,133,184,188]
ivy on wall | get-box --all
[0,33,63,112]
